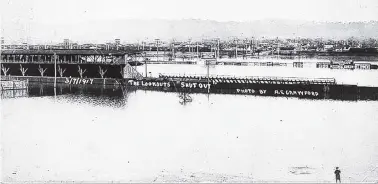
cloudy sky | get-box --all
[2,0,378,23]
[1,0,378,43]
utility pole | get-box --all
[155,39,160,62]
[207,60,210,94]
[196,42,199,61]
[54,53,57,99]
[276,37,280,59]
[251,38,254,55]
[299,37,302,61]
[188,39,192,60]
[235,38,238,58]
[171,42,175,61]
[245,38,248,58]
[211,43,215,59]
[0,35,2,78]
[217,39,220,60]
[144,52,147,78]
[54,53,57,88]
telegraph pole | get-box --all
[235,38,238,58]
[217,39,220,60]
[54,52,57,99]
[245,38,248,58]
[277,37,280,59]
[298,37,302,62]
[188,39,192,60]
[196,42,199,61]
[251,37,254,55]
[144,52,147,78]
[170,38,176,61]
[54,53,57,88]
[207,60,210,94]
[155,39,160,62]
[0,36,2,77]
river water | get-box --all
[1,61,378,183]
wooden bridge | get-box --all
[0,49,139,64]
[0,49,142,78]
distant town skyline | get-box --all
[1,0,378,44]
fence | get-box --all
[158,73,337,85]
[0,77,29,90]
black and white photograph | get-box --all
[1,0,378,183]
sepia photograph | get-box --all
[1,0,378,183]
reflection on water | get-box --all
[1,83,134,108]
[1,82,378,183]
[1,89,29,99]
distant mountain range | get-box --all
[2,19,378,44]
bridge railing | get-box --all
[1,55,125,65]
[158,73,337,85]
[0,78,29,91]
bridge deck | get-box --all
[1,49,139,56]
[0,49,142,65]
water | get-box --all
[2,62,378,183]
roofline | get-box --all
[0,49,142,55]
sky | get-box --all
[1,0,378,43]
[2,0,378,23]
